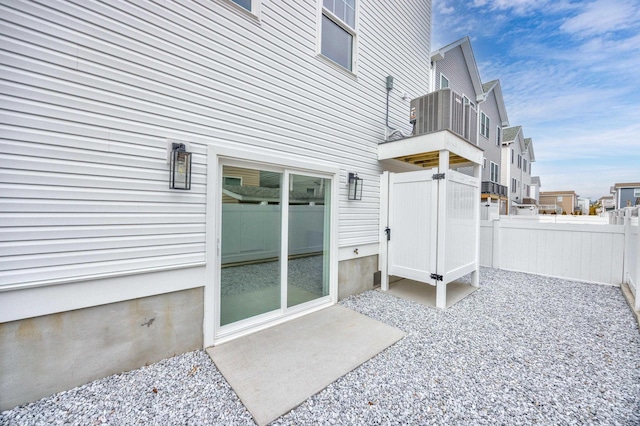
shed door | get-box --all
[387,169,438,283]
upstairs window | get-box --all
[511,148,514,164]
[496,126,501,146]
[490,162,499,183]
[321,0,357,72]
[511,178,516,193]
[517,154,522,169]
[523,159,528,172]
[228,0,260,14]
[440,74,449,88]
[231,0,251,10]
[223,176,242,186]
[480,112,490,138]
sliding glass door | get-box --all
[219,163,332,329]
[287,174,331,307]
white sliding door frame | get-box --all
[204,145,339,347]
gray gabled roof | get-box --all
[502,126,522,143]
[524,137,536,162]
[482,80,497,93]
[431,36,484,102]
[481,79,509,127]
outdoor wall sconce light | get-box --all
[348,172,363,201]
[170,143,192,190]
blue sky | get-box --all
[432,0,640,201]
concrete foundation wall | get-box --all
[0,288,204,411]
[338,255,379,300]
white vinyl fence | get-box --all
[221,204,325,264]
[481,209,640,290]
[622,208,640,310]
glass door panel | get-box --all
[220,166,282,326]
[287,174,331,308]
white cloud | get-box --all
[560,0,640,37]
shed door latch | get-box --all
[384,227,391,241]
[432,173,445,180]
[430,273,443,281]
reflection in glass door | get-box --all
[287,174,330,307]
[219,164,332,328]
[220,166,282,326]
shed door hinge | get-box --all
[384,227,391,241]
[432,173,445,180]
[430,273,443,281]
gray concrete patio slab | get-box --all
[206,305,405,426]
[384,278,478,308]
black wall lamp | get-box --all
[348,172,363,201]
[170,142,192,190]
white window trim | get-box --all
[317,1,359,76]
[205,144,340,346]
[224,0,262,19]
[634,188,640,197]
[480,112,490,138]
[490,161,499,183]
[440,73,450,89]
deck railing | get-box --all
[410,88,476,145]
[481,181,507,197]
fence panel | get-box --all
[481,220,626,285]
[623,209,640,310]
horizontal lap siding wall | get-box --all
[0,0,432,290]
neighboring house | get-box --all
[576,197,590,215]
[431,37,510,215]
[539,191,578,214]
[598,195,615,215]
[0,0,439,410]
[521,138,536,203]
[530,176,542,203]
[611,182,640,208]
[501,126,523,213]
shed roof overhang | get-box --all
[378,130,484,168]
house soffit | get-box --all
[378,131,484,168]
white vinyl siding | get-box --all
[0,0,432,289]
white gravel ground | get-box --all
[2,267,639,425]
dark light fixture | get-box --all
[348,172,363,201]
[170,143,192,190]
